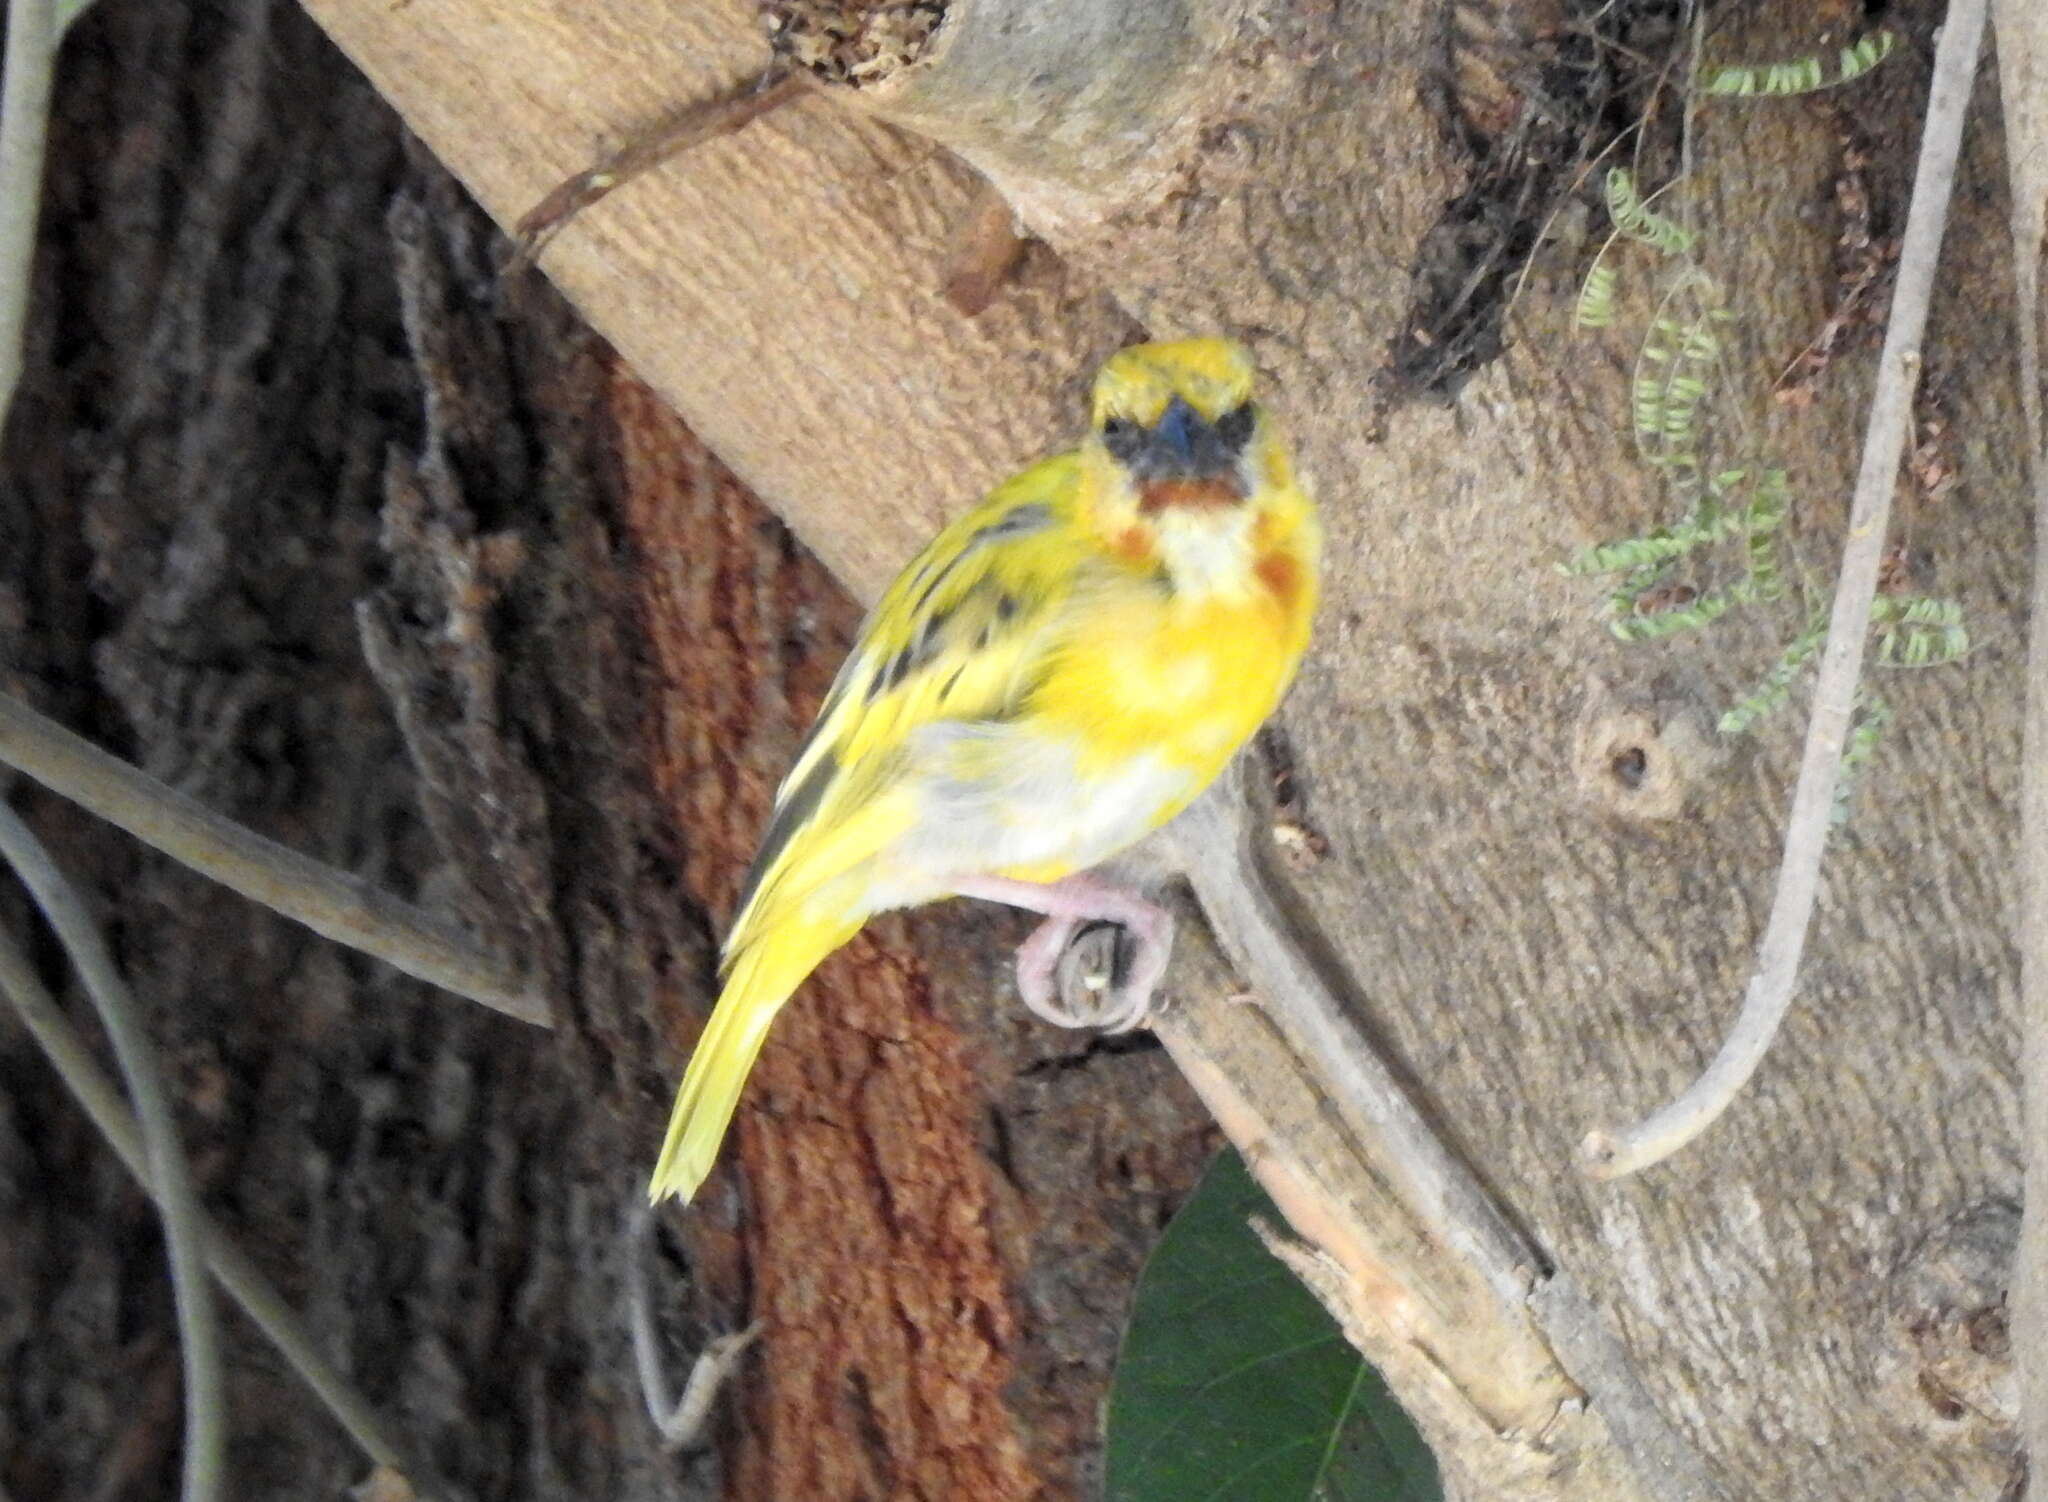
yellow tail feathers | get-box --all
[648,924,852,1203]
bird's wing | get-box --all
[724,454,1084,954]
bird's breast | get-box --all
[1045,579,1302,784]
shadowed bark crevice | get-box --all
[3,2,1213,1498]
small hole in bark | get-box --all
[1575,685,1726,823]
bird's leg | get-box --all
[1013,912,1087,1026]
[952,873,1175,1032]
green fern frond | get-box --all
[1744,529,1783,603]
[1610,583,1747,642]
[1605,169,1694,255]
[1740,467,1789,601]
[1563,525,1701,576]
[1701,30,1898,98]
[1869,594,1963,628]
[1719,608,1826,736]
[1562,495,1757,578]
[1576,260,1621,330]
[1873,594,1969,667]
[1632,303,1727,476]
[1742,467,1790,530]
[1836,29,1901,84]
[1831,694,1894,828]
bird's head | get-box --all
[1080,338,1299,593]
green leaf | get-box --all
[1103,1150,1443,1502]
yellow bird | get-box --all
[651,337,1320,1202]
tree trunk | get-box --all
[1,2,1215,1498]
[282,0,2037,1497]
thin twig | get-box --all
[0,803,225,1502]
[0,0,57,432]
[0,693,549,1026]
[624,1204,762,1453]
[0,919,448,1499]
[1581,0,1990,1179]
[502,69,805,282]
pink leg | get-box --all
[1013,912,1085,1023]
[953,873,1175,1032]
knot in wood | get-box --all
[1885,1199,2019,1439]
[1572,679,1725,823]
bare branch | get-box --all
[0,692,550,1027]
[1158,763,1725,1502]
[0,917,449,1499]
[0,803,225,1502]
[1581,0,1990,1179]
[1168,765,1539,1307]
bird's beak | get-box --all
[1137,397,1238,482]
[1129,397,1247,514]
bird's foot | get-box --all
[954,873,1175,1032]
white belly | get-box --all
[862,722,1194,912]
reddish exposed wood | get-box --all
[608,365,1036,1502]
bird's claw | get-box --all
[1016,914,1171,1032]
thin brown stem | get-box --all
[503,68,806,281]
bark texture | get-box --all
[1,2,1214,1498]
[2000,0,2048,1481]
[287,0,2037,1496]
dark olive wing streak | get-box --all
[722,466,1077,956]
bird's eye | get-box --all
[1215,402,1256,453]
[1100,414,1147,462]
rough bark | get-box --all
[1,2,1214,1498]
[2000,0,2048,1482]
[289,0,2037,1497]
